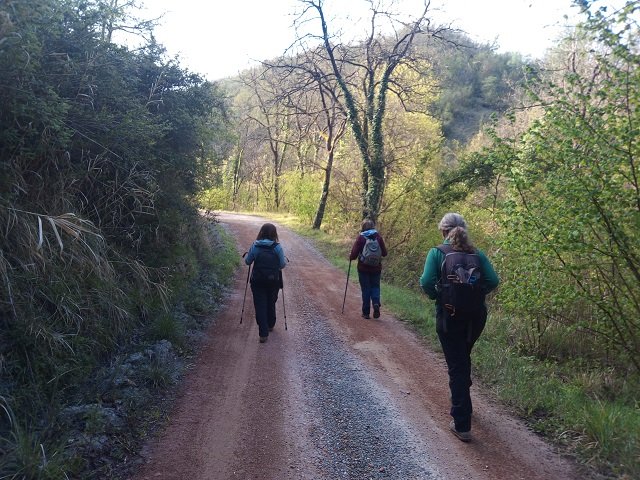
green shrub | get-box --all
[148,314,186,348]
[280,171,323,224]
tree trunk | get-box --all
[312,149,334,229]
[231,147,243,209]
[361,164,369,219]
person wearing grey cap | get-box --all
[419,213,499,442]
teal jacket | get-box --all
[419,240,499,301]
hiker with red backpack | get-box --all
[244,223,287,343]
[420,213,499,442]
[349,218,388,319]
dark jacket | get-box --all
[349,229,388,273]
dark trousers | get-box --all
[436,305,487,432]
[357,270,381,315]
[251,284,279,338]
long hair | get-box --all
[438,213,475,253]
[257,223,278,242]
[447,226,475,253]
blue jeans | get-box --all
[357,270,381,315]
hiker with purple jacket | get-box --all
[349,218,388,319]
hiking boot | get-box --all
[373,304,380,318]
[259,336,268,343]
[449,420,471,442]
[361,313,370,319]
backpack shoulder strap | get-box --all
[435,244,450,282]
[437,244,479,255]
[436,244,452,255]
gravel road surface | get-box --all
[133,212,582,480]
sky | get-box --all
[134,0,588,81]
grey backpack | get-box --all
[360,235,382,266]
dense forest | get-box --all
[1,0,638,478]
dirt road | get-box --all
[133,212,582,480]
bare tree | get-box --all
[98,0,157,44]
[229,123,248,209]
[296,0,449,221]
[239,68,294,210]
[265,45,348,228]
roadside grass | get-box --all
[269,212,639,479]
[148,313,186,348]
[3,218,240,480]
[145,354,177,390]
[0,400,68,480]
[475,316,640,478]
[381,283,437,341]
[202,217,239,283]
[183,220,239,319]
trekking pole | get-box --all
[240,253,251,324]
[341,259,352,314]
[280,270,288,331]
[282,286,288,331]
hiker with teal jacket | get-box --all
[420,213,499,442]
[245,223,286,343]
[349,218,388,319]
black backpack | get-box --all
[437,244,483,317]
[250,243,282,288]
